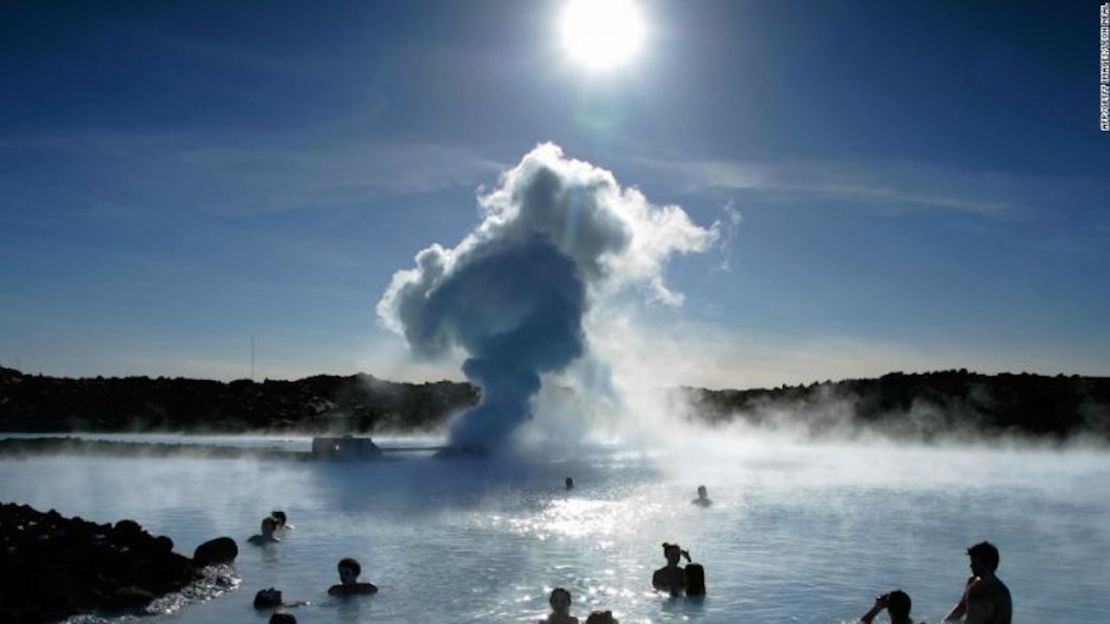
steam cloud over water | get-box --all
[378,143,720,449]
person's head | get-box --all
[271,511,287,527]
[967,541,1000,576]
[886,590,911,620]
[253,588,282,609]
[696,485,708,499]
[565,477,574,490]
[269,613,296,624]
[261,516,278,536]
[662,543,688,566]
[338,557,361,585]
[549,587,572,613]
[585,610,617,624]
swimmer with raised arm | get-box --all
[327,557,379,596]
[248,516,280,545]
[944,541,1012,624]
[691,485,712,507]
[652,543,689,595]
[542,587,579,624]
[860,590,915,624]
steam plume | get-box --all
[377,143,718,449]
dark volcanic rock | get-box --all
[0,502,204,624]
[0,365,479,434]
[193,536,238,566]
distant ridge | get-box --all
[686,369,1110,442]
[0,366,478,434]
[1,366,1108,441]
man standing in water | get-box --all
[944,541,1012,624]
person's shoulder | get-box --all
[329,583,378,596]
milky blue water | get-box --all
[1,434,1108,624]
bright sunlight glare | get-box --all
[559,0,647,71]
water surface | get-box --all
[2,434,1107,623]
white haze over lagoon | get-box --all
[2,431,1108,624]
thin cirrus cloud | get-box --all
[2,131,505,216]
[179,141,505,212]
[633,157,1031,218]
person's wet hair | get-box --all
[967,541,1000,572]
[261,516,278,532]
[338,557,361,576]
[887,590,911,619]
[269,613,296,624]
[254,588,282,609]
[662,542,691,563]
[550,587,571,602]
[685,563,706,596]
[585,610,617,624]
[271,511,287,526]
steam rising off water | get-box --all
[2,434,1108,623]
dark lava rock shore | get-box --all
[0,502,236,623]
[0,436,308,461]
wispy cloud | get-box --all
[1,130,505,215]
[180,141,505,211]
[634,157,1024,218]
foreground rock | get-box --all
[0,502,236,623]
[193,536,239,566]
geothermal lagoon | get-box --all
[2,433,1107,624]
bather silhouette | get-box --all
[328,557,379,596]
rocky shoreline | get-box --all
[0,436,308,461]
[0,502,237,624]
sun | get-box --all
[559,0,647,72]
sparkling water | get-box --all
[1,433,1107,623]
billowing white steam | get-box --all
[377,143,719,449]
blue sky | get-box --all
[1,1,1107,387]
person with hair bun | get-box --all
[652,542,690,595]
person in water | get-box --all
[543,587,578,624]
[565,477,574,491]
[269,613,296,624]
[652,542,689,595]
[944,541,1012,624]
[691,485,712,507]
[248,516,280,545]
[860,590,914,624]
[327,557,379,596]
[684,562,706,596]
[254,588,283,609]
[253,588,307,610]
[271,510,292,530]
[584,610,618,624]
